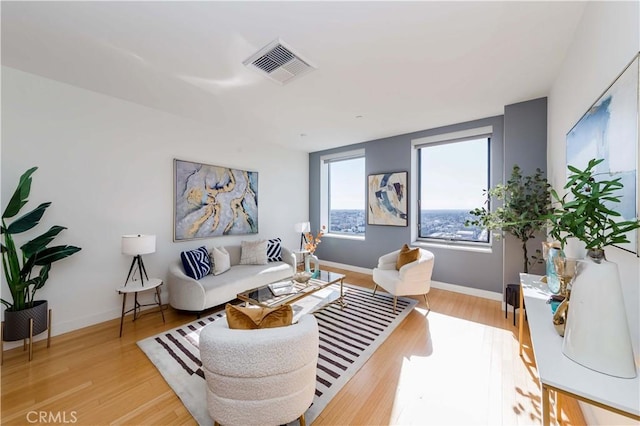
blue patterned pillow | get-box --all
[267,238,282,262]
[181,246,212,280]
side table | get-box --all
[117,278,165,337]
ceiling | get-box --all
[1,1,586,153]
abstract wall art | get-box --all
[566,53,639,254]
[368,171,408,226]
[174,159,258,241]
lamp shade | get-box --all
[122,234,156,255]
[294,222,311,233]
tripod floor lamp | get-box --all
[294,221,311,250]
[121,234,156,286]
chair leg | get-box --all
[423,293,431,311]
[299,413,306,426]
[393,296,397,314]
[372,283,378,296]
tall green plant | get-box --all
[1,167,81,311]
[466,165,552,273]
[548,158,640,250]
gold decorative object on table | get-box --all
[552,297,569,337]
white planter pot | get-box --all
[562,254,637,378]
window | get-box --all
[417,136,490,243]
[321,151,365,236]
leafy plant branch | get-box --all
[466,165,552,273]
[1,167,81,311]
[547,158,640,251]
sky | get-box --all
[329,157,365,210]
[420,138,488,210]
[328,138,488,211]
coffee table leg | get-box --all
[338,277,347,309]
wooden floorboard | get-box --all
[1,267,585,425]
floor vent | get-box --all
[243,39,316,85]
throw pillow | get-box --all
[396,244,420,270]
[181,246,212,279]
[266,237,283,262]
[225,304,293,329]
[239,239,268,265]
[211,246,231,276]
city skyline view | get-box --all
[329,208,487,243]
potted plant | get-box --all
[466,165,552,273]
[547,158,639,378]
[548,158,640,260]
[1,167,81,342]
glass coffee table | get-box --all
[237,270,346,310]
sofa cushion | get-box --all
[225,304,293,329]
[211,246,231,276]
[266,238,283,262]
[240,240,268,265]
[181,246,212,279]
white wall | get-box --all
[548,2,639,424]
[1,67,308,340]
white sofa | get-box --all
[167,245,296,312]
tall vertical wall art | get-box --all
[174,159,258,241]
[368,171,408,226]
[566,53,639,255]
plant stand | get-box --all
[1,308,52,365]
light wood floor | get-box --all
[1,267,585,425]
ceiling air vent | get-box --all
[243,39,316,85]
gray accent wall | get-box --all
[309,98,547,294]
[503,98,548,286]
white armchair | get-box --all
[199,314,319,426]
[372,247,435,313]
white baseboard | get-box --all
[430,280,503,302]
[1,289,170,352]
[320,259,374,276]
[320,260,503,302]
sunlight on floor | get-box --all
[389,311,547,425]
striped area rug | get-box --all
[137,284,417,425]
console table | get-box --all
[518,273,640,425]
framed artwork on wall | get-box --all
[173,159,258,241]
[367,171,408,227]
[566,53,639,255]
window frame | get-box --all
[320,149,366,238]
[414,132,492,246]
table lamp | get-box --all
[122,234,156,286]
[294,222,310,250]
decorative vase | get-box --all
[561,250,637,378]
[3,300,49,342]
[545,246,564,295]
[304,253,320,277]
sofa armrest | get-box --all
[281,247,296,270]
[167,261,206,311]
[399,250,435,285]
[377,249,400,270]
